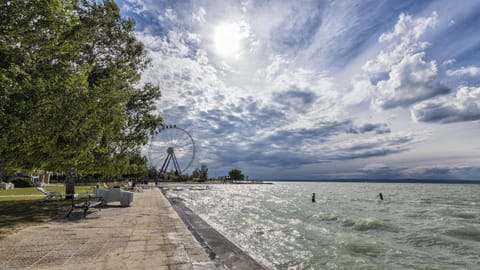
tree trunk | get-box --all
[65,166,75,200]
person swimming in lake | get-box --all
[377,192,384,200]
[312,192,316,203]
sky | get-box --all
[117,0,480,180]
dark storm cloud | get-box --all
[273,88,317,112]
[359,164,406,179]
[406,165,480,180]
[335,148,404,160]
[377,81,451,110]
[347,123,391,134]
[265,121,350,144]
[199,120,347,169]
[358,164,480,180]
[329,134,415,160]
[206,117,411,169]
[411,87,480,123]
[160,78,406,170]
[197,100,287,137]
[241,97,287,128]
[214,143,322,169]
[419,167,450,176]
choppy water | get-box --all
[163,182,480,270]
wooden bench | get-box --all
[66,192,104,218]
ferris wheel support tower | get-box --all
[159,147,182,176]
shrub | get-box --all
[10,177,33,188]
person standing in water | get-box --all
[377,192,384,200]
[312,192,316,203]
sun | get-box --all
[213,22,245,58]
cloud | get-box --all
[215,145,321,170]
[378,12,438,44]
[348,123,391,134]
[191,7,206,24]
[163,9,177,22]
[263,121,350,144]
[270,6,323,54]
[355,12,451,110]
[273,88,316,112]
[411,86,480,123]
[326,133,417,160]
[364,12,438,74]
[199,119,408,170]
[405,165,480,180]
[358,163,480,180]
[374,52,450,109]
[254,55,289,82]
[359,163,406,179]
[121,0,147,14]
[442,59,456,66]
[446,66,480,77]
[258,66,341,121]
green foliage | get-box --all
[0,186,93,197]
[10,177,33,188]
[199,164,208,181]
[192,168,200,179]
[0,1,162,178]
[165,169,182,181]
[191,164,208,182]
[147,166,158,180]
[229,168,244,181]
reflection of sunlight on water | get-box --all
[166,183,480,270]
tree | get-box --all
[199,164,208,182]
[147,166,158,180]
[192,168,201,180]
[192,164,208,182]
[0,0,162,198]
[229,168,244,181]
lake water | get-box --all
[163,182,480,270]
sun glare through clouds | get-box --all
[213,22,245,58]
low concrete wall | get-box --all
[164,189,269,270]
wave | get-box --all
[405,233,457,248]
[318,213,340,221]
[445,211,478,219]
[354,218,393,231]
[340,217,395,232]
[337,234,388,257]
[446,226,480,241]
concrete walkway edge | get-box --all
[166,194,268,270]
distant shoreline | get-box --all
[265,179,480,184]
[158,179,480,185]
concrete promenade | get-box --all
[0,188,220,270]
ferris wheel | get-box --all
[148,125,195,176]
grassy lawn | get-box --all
[0,185,95,198]
[0,185,95,238]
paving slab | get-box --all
[0,188,219,270]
